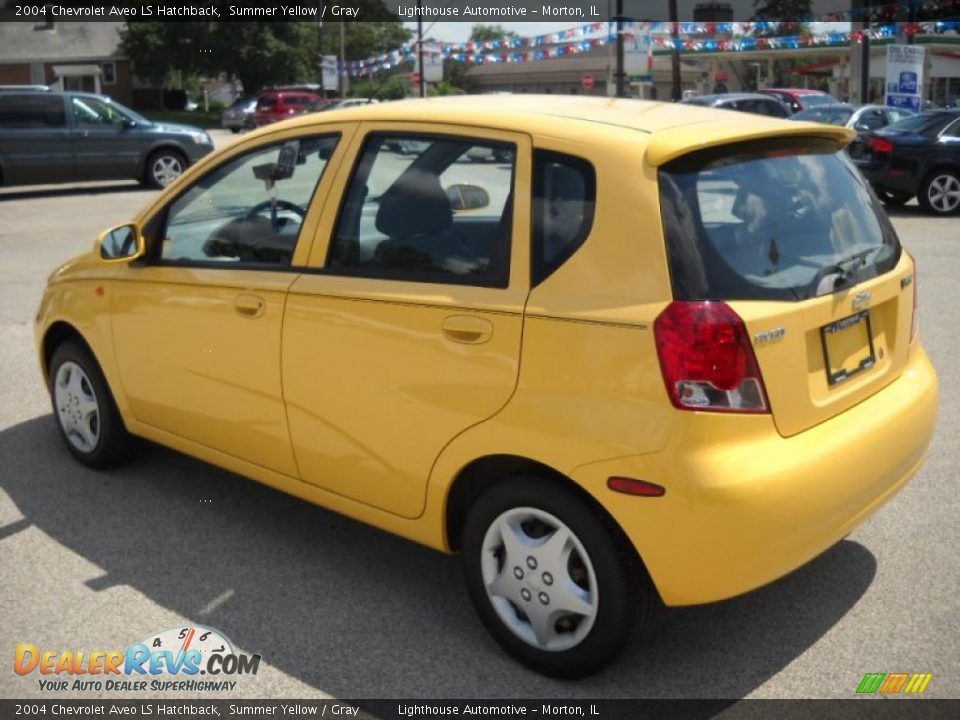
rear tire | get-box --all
[230,127,240,134]
[462,476,655,678]
[48,342,131,469]
[918,169,960,215]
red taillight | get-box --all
[654,301,770,413]
[870,137,893,154]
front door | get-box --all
[69,95,145,181]
[283,125,531,518]
[111,129,353,476]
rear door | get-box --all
[659,137,914,436]
[0,93,72,184]
[282,123,531,518]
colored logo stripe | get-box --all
[856,672,933,694]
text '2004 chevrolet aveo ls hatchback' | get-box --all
[36,96,938,677]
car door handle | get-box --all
[234,294,265,318]
[441,315,493,344]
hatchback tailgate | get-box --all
[732,255,916,437]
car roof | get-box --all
[260,95,854,166]
[690,93,786,103]
[763,88,828,95]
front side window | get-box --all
[72,96,132,127]
[157,135,338,267]
[328,134,515,287]
[660,138,900,302]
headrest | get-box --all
[548,164,585,201]
[376,168,452,238]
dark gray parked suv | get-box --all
[0,90,214,188]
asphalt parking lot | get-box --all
[1,128,958,700]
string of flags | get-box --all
[344,19,960,78]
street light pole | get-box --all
[417,0,425,98]
[669,0,681,100]
[615,0,624,97]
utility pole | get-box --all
[340,21,348,97]
[907,0,916,45]
[317,1,326,100]
[669,0,681,100]
[417,0,425,98]
[615,0,624,97]
[861,0,871,103]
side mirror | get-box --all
[446,183,490,212]
[96,223,145,262]
[121,118,138,129]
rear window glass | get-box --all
[799,94,833,108]
[659,138,900,302]
[886,112,954,135]
[792,107,852,125]
[256,97,277,110]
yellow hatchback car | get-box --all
[36,97,938,677]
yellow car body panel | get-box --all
[35,97,938,608]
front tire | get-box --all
[142,149,187,189]
[49,342,131,468]
[918,170,960,215]
[462,476,654,677]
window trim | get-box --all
[145,132,342,271]
[324,130,518,289]
[530,149,597,288]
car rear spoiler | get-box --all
[645,121,856,167]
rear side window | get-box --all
[328,133,516,288]
[659,138,900,302]
[257,96,277,110]
[532,151,596,286]
[0,94,65,128]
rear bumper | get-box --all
[574,344,938,606]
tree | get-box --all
[752,0,813,36]
[121,4,411,97]
[469,25,518,43]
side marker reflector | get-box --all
[607,477,666,497]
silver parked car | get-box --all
[789,103,916,158]
[0,90,214,188]
[220,97,257,133]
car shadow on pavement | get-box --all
[0,183,150,202]
[0,416,878,699]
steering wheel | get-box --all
[244,199,306,220]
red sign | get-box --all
[582,74,595,91]
[411,72,421,86]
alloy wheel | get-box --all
[926,173,960,214]
[151,154,184,187]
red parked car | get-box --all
[254,90,320,126]
[757,88,838,114]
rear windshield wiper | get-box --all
[809,246,883,296]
